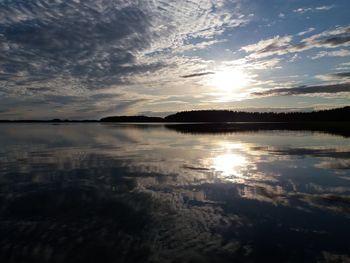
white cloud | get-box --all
[293,5,335,14]
[288,54,299,62]
[297,27,315,36]
[312,49,350,59]
[293,7,312,14]
[315,5,335,11]
[140,0,249,54]
[241,26,350,59]
[0,0,253,118]
[316,71,350,82]
[240,35,292,58]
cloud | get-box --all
[0,1,348,119]
[316,72,350,81]
[297,27,315,36]
[289,26,350,50]
[113,98,148,112]
[0,0,247,83]
[253,83,350,96]
[312,49,350,59]
[241,26,350,59]
[241,35,292,57]
[315,5,335,11]
[293,5,335,14]
[0,0,249,118]
[333,72,350,78]
[288,54,299,62]
[0,0,161,89]
[335,62,350,71]
[181,72,215,78]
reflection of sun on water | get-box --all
[212,153,247,178]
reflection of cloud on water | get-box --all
[316,159,350,170]
[0,174,248,262]
[145,190,247,261]
[307,183,350,194]
[293,193,350,214]
[321,252,350,263]
[1,125,350,214]
[1,125,350,261]
[233,182,350,215]
[237,184,289,206]
[266,147,350,159]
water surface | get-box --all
[0,123,349,263]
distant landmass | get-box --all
[100,106,350,122]
[0,106,349,123]
[163,106,350,122]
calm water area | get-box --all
[0,123,349,262]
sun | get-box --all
[209,68,250,92]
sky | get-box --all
[0,0,349,119]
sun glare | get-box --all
[212,153,247,178]
[210,68,250,92]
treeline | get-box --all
[163,107,350,122]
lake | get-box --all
[0,123,349,263]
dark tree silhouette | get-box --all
[164,107,350,122]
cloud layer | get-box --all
[0,0,246,88]
[253,83,350,97]
[0,0,349,118]
[0,0,247,116]
[242,26,350,59]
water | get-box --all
[0,123,349,263]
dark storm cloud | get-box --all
[253,83,350,96]
[181,72,215,78]
[0,0,163,89]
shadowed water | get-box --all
[0,123,349,263]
